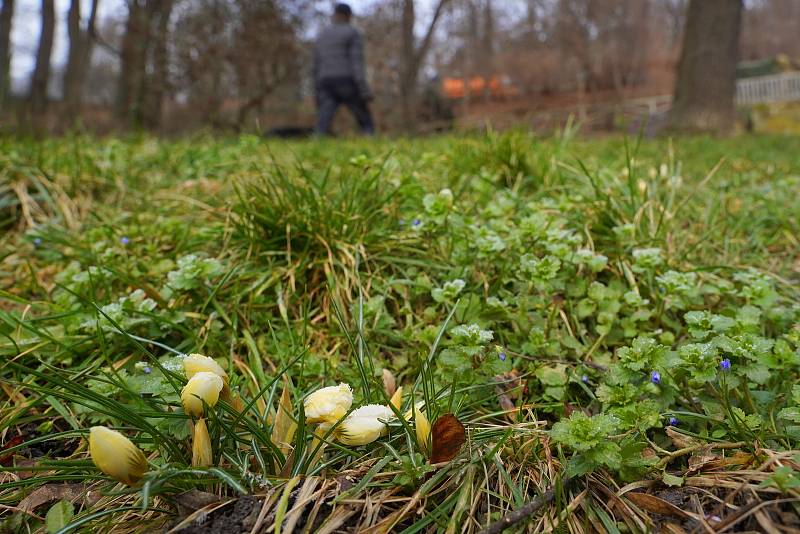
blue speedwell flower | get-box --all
[581,375,589,384]
[120,236,130,245]
[411,219,422,228]
[668,416,679,426]
[720,358,731,371]
[498,352,507,362]
[33,237,42,247]
[650,370,661,384]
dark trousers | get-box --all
[315,77,375,136]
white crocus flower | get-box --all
[337,404,396,446]
[183,353,228,382]
[304,383,353,424]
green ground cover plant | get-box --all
[1,131,799,532]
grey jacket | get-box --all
[313,22,371,97]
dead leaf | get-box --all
[18,484,93,513]
[687,453,718,473]
[279,449,298,479]
[382,369,396,398]
[497,393,517,423]
[271,385,297,463]
[0,434,25,467]
[755,509,782,534]
[704,451,753,471]
[641,447,658,461]
[174,490,222,514]
[11,458,37,480]
[662,524,689,534]
[430,414,466,464]
[625,492,691,519]
[494,370,525,398]
[665,427,699,449]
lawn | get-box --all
[1,131,800,533]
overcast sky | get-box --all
[8,0,390,92]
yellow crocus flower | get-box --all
[414,408,431,455]
[404,402,431,455]
[89,426,148,486]
[181,371,224,418]
[389,386,403,411]
[304,383,353,424]
[192,418,213,467]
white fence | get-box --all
[736,73,800,106]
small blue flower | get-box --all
[668,416,679,426]
[411,219,422,227]
[650,370,661,385]
[720,358,731,371]
[120,236,130,245]
[33,237,42,247]
[581,375,589,384]
[142,366,152,374]
[498,352,507,362]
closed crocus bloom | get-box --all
[338,404,396,446]
[403,402,431,455]
[192,418,213,467]
[304,383,353,424]
[181,371,224,417]
[183,354,228,382]
[414,408,431,454]
[389,386,403,411]
[89,426,148,486]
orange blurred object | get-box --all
[442,76,516,99]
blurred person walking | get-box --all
[313,3,375,136]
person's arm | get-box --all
[349,29,372,100]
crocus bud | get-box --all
[183,354,228,382]
[89,426,148,486]
[404,402,431,454]
[337,404,396,446]
[181,371,224,417]
[304,383,353,424]
[389,386,403,411]
[414,408,431,455]
[192,418,213,467]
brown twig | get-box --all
[477,476,574,534]
[655,441,747,470]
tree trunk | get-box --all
[142,0,173,130]
[399,0,450,133]
[399,0,416,133]
[668,0,743,133]
[117,0,148,127]
[77,0,100,102]
[0,0,13,110]
[61,0,99,127]
[62,0,82,122]
[29,0,55,117]
[482,0,494,102]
